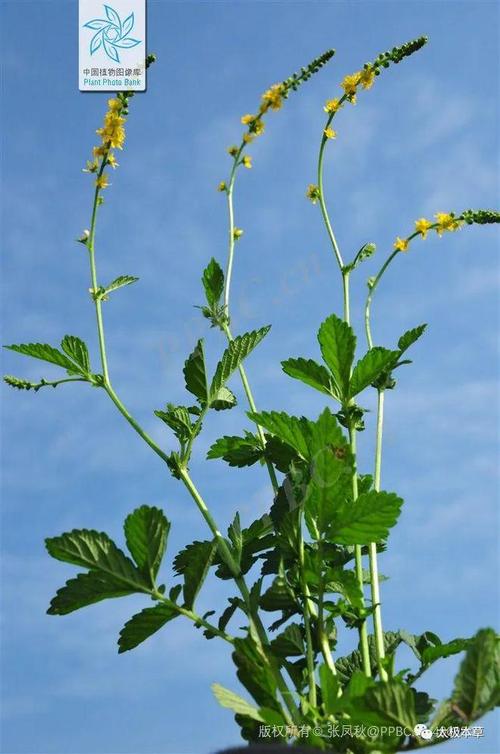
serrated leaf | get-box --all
[247,410,311,460]
[103,275,139,296]
[228,513,243,565]
[450,628,500,721]
[60,335,91,374]
[281,357,335,397]
[364,680,417,730]
[349,347,399,398]
[5,342,79,372]
[183,339,208,402]
[421,638,471,666]
[210,327,270,400]
[319,664,340,715]
[329,490,403,545]
[45,529,147,591]
[173,539,217,608]
[270,623,305,657]
[48,571,135,615]
[207,433,263,468]
[305,447,352,537]
[210,385,237,411]
[264,435,298,473]
[211,683,263,721]
[154,404,194,444]
[325,568,364,609]
[398,324,427,353]
[118,603,178,653]
[202,258,224,308]
[124,505,170,584]
[317,314,356,400]
[232,635,279,711]
[260,576,296,612]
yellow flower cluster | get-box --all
[84,98,125,190]
[324,127,337,140]
[393,212,464,252]
[261,83,285,112]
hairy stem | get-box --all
[298,514,317,706]
[317,119,344,271]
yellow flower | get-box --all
[97,112,127,149]
[359,67,375,90]
[306,184,321,204]
[243,133,254,144]
[95,174,109,189]
[218,181,227,192]
[242,155,252,169]
[107,152,119,169]
[108,98,122,111]
[252,118,265,136]
[233,227,244,240]
[324,98,341,114]
[93,145,106,159]
[393,237,409,252]
[83,160,98,173]
[241,114,254,125]
[341,72,361,96]
[261,83,284,111]
[324,127,337,140]
[227,145,239,157]
[434,212,462,235]
[415,218,433,239]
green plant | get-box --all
[4,41,499,753]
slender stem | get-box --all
[317,116,344,271]
[342,270,371,677]
[298,515,317,706]
[179,467,301,726]
[222,322,279,493]
[365,249,399,349]
[369,389,388,681]
[317,537,337,676]
[153,591,235,644]
[348,427,372,677]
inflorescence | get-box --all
[393,209,500,252]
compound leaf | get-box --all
[118,603,179,653]
[210,327,270,400]
[317,314,356,400]
[124,505,170,585]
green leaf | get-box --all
[260,576,296,612]
[264,435,298,473]
[232,635,279,711]
[210,385,237,411]
[118,603,178,653]
[209,327,270,400]
[173,539,218,608]
[124,505,170,584]
[450,627,500,721]
[154,404,194,444]
[183,339,208,402]
[202,258,224,308]
[45,529,147,591]
[281,357,335,397]
[421,638,471,666]
[48,571,135,615]
[228,513,243,565]
[364,680,418,730]
[103,274,139,296]
[325,568,364,609]
[329,490,403,545]
[349,347,399,398]
[319,664,340,715]
[305,448,352,537]
[60,335,91,374]
[317,314,356,400]
[5,342,80,372]
[211,683,263,722]
[398,323,427,353]
[248,410,311,460]
[270,623,305,657]
[207,433,263,468]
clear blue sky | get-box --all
[1,1,499,753]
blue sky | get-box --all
[1,1,499,753]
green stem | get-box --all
[370,388,388,681]
[343,270,371,678]
[317,537,337,676]
[179,467,301,726]
[317,116,344,271]
[153,591,235,644]
[298,515,317,706]
[222,322,279,493]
